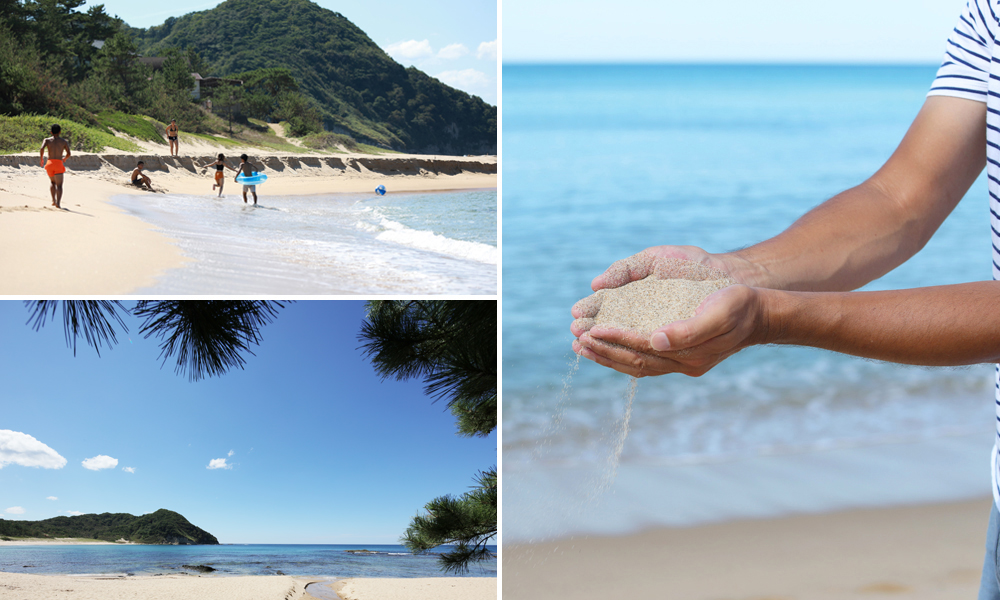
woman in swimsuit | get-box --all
[202,154,237,197]
[166,119,179,156]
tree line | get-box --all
[0,0,323,139]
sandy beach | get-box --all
[330,577,497,600]
[0,538,130,546]
[0,140,496,294]
[504,497,992,600]
[0,573,497,600]
[0,573,311,600]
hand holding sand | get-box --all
[572,256,770,377]
[588,246,769,292]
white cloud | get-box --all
[46,496,57,501]
[66,511,84,516]
[386,39,433,60]
[5,507,25,515]
[207,458,232,470]
[436,69,491,90]
[122,467,135,474]
[82,455,118,471]
[228,450,234,457]
[477,40,497,60]
[0,430,67,470]
[438,43,469,59]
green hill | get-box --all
[130,0,496,155]
[0,509,219,545]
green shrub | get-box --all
[95,111,165,143]
[302,131,358,152]
[0,115,142,154]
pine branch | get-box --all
[24,300,129,356]
[133,300,283,381]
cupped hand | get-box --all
[572,283,772,377]
[587,246,768,295]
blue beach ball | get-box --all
[375,185,386,196]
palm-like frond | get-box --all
[401,467,497,573]
[359,300,497,436]
[133,300,283,381]
[24,300,129,356]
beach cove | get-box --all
[0,151,496,294]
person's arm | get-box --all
[587,96,987,295]
[575,280,1000,378]
[574,95,990,376]
[39,139,48,167]
[63,141,70,161]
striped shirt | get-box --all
[928,0,1000,507]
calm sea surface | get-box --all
[113,188,497,294]
[503,64,997,541]
[0,543,497,577]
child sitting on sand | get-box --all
[130,161,152,190]
[201,154,237,197]
[235,154,263,205]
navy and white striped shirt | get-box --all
[928,0,1000,507]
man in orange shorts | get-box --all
[39,124,71,209]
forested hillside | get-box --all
[0,509,220,544]
[131,0,497,154]
[0,0,495,155]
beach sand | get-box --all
[0,538,130,545]
[330,577,497,600]
[504,497,992,600]
[0,146,496,294]
[0,573,310,600]
[0,573,497,600]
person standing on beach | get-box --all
[236,154,262,205]
[166,119,179,156]
[202,154,237,197]
[570,3,1000,597]
[39,124,70,209]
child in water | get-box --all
[236,154,263,205]
[201,154,237,197]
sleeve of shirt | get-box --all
[927,0,995,103]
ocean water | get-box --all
[503,64,997,541]
[112,188,497,294]
[0,543,497,578]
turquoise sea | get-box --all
[113,188,497,294]
[503,65,997,542]
[0,543,497,578]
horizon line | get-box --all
[502,60,941,67]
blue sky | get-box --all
[0,301,496,544]
[87,0,497,105]
[504,0,967,64]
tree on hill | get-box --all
[358,300,497,572]
[130,0,496,154]
[91,32,152,113]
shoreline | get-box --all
[0,152,496,294]
[505,497,993,599]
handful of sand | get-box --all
[575,257,736,337]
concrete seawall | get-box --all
[0,154,497,177]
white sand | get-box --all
[0,538,129,546]
[0,151,495,294]
[0,573,309,600]
[331,577,496,600]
